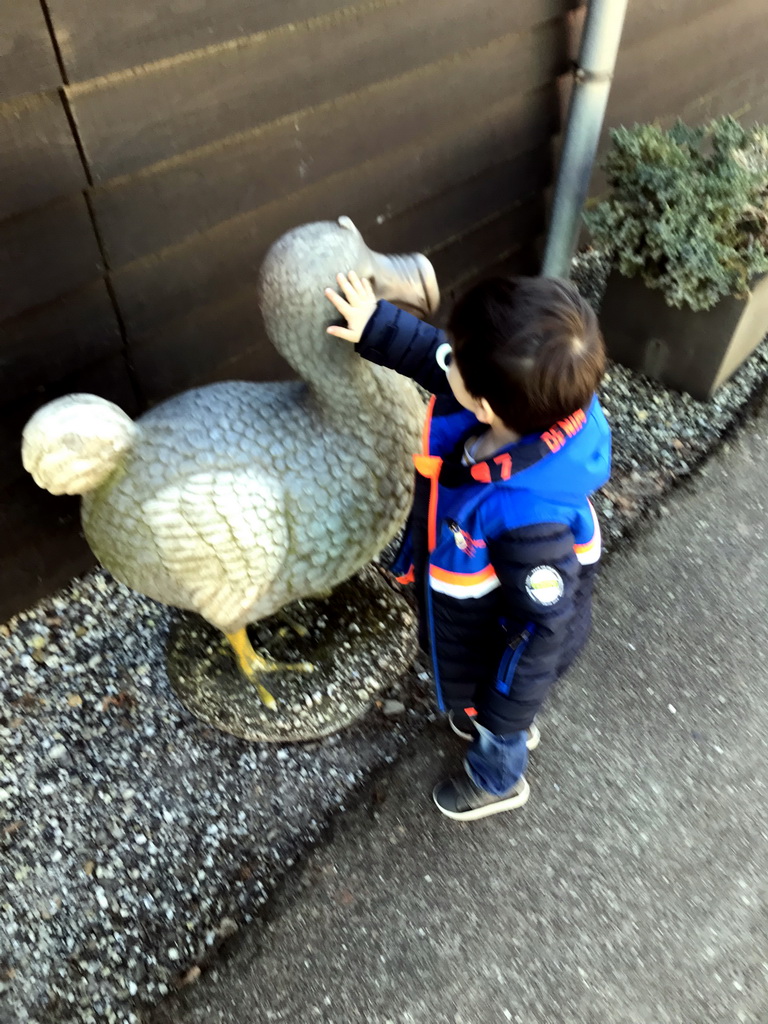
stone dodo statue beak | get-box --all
[337,215,440,319]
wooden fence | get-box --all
[1,0,766,620]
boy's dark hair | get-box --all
[448,276,605,435]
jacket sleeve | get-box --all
[355,300,453,394]
[479,523,582,735]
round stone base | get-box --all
[166,566,417,742]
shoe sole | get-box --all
[449,716,541,752]
[432,776,530,821]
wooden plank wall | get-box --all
[609,0,768,130]
[1,0,573,620]
[561,0,768,191]
[0,0,135,620]
[2,0,766,620]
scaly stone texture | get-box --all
[23,219,428,636]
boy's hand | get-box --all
[324,271,378,343]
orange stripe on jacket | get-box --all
[429,563,501,599]
[413,396,440,551]
[429,564,498,586]
[573,538,597,553]
[412,453,442,552]
[573,501,601,565]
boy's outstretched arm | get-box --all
[324,271,452,395]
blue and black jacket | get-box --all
[358,301,612,735]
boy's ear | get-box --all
[475,397,495,424]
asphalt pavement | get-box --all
[151,398,768,1024]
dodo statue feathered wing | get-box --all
[22,217,439,708]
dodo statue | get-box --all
[22,217,438,708]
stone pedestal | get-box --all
[167,565,417,742]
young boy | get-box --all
[324,271,611,821]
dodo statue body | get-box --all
[22,218,438,707]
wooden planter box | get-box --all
[598,272,768,400]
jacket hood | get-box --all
[515,396,612,502]
[433,395,611,503]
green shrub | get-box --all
[584,117,768,311]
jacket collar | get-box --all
[438,404,591,488]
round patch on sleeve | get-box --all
[525,565,564,605]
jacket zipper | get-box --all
[426,581,445,711]
[496,623,535,695]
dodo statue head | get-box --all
[258,216,440,376]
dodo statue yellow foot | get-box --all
[224,627,314,711]
[21,217,439,709]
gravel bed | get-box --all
[3,254,768,1024]
[0,579,430,1024]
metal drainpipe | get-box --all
[541,0,629,279]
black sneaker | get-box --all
[447,708,478,740]
[432,771,530,821]
[448,710,540,751]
